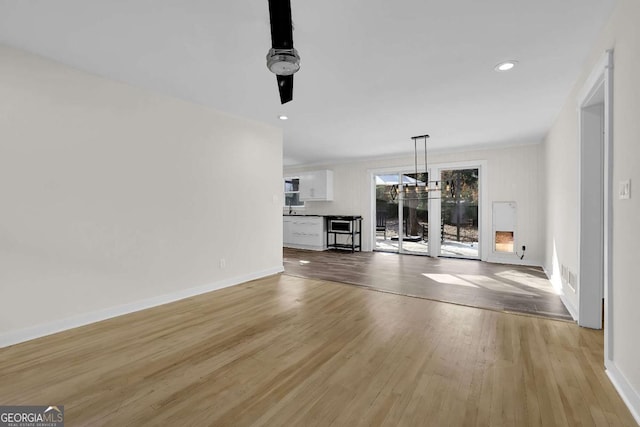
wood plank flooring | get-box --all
[0,274,636,426]
[284,248,573,321]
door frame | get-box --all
[577,50,613,361]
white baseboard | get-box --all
[0,266,284,349]
[283,244,326,251]
[485,255,542,267]
[559,293,578,321]
[606,360,640,425]
[542,265,578,322]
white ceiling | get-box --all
[0,0,616,166]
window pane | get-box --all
[285,193,302,207]
[284,178,299,192]
[284,177,303,207]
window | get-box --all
[284,177,304,208]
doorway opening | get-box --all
[577,50,612,363]
[579,98,604,329]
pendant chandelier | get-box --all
[403,134,441,200]
[386,134,457,201]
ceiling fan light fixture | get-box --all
[267,48,300,76]
[495,60,518,72]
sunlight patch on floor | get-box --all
[495,270,558,294]
[458,274,538,296]
[423,273,480,288]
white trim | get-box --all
[485,256,542,267]
[283,244,325,251]
[576,50,614,357]
[606,362,640,425]
[368,169,377,253]
[0,266,284,349]
[559,293,579,321]
[602,50,614,362]
[577,51,613,105]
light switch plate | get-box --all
[619,179,631,199]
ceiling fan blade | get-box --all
[277,74,293,104]
[266,0,298,103]
[268,0,293,49]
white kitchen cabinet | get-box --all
[283,216,326,250]
[283,216,291,243]
[299,170,333,201]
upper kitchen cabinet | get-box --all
[299,170,334,201]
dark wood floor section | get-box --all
[284,248,572,321]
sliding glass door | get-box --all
[374,165,481,259]
[374,173,401,253]
[439,168,479,258]
[374,172,429,255]
[401,172,429,255]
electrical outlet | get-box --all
[219,258,226,269]
[522,245,526,251]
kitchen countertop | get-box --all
[283,214,362,219]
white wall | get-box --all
[544,0,640,420]
[0,45,284,346]
[285,142,544,266]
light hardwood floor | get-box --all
[0,274,636,426]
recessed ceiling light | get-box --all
[278,115,289,120]
[495,60,518,72]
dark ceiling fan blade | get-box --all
[266,0,298,103]
[268,0,293,49]
[277,74,293,104]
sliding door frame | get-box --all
[370,160,487,260]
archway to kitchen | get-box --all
[372,163,482,259]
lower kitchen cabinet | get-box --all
[283,216,326,250]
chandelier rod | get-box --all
[411,134,430,188]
